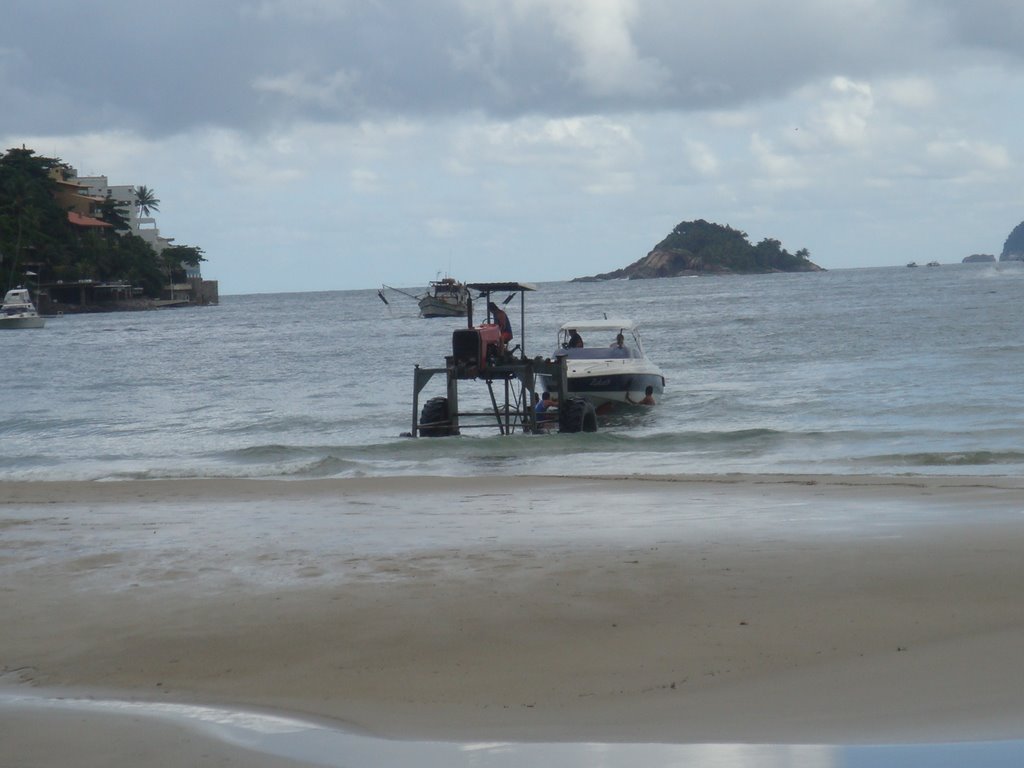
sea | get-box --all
[3,262,1024,482]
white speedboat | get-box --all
[547,319,664,408]
[0,287,45,329]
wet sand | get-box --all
[3,474,1024,765]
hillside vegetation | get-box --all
[0,147,203,295]
[577,219,822,280]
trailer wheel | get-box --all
[559,397,598,433]
[419,397,458,437]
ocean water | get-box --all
[3,263,1024,481]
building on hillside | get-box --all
[43,167,218,308]
[49,166,104,218]
[73,173,176,253]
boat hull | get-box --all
[566,371,664,405]
[542,359,664,407]
[0,315,45,329]
[418,296,468,318]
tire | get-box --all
[419,396,458,437]
[558,397,598,434]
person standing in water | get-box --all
[626,385,656,405]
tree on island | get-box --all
[576,219,822,281]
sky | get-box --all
[2,0,1022,294]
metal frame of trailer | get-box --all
[409,281,582,437]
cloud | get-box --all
[541,0,672,98]
[813,77,875,149]
[879,77,939,109]
[928,0,1024,56]
[3,0,1014,138]
[685,140,719,177]
[750,133,808,189]
[925,138,1013,182]
[2,1,1023,291]
[252,70,361,111]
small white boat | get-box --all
[0,287,45,329]
[417,277,470,318]
[547,319,664,408]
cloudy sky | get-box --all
[2,0,1022,294]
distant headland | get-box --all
[573,219,823,281]
[961,220,1024,264]
[997,220,1024,262]
[0,146,217,313]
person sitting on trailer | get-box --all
[535,390,558,417]
[488,302,513,345]
[534,390,558,428]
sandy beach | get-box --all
[3,474,1024,766]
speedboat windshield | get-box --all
[557,320,644,358]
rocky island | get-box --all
[962,220,1023,264]
[999,220,1024,262]
[575,219,823,281]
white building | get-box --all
[73,174,175,254]
[65,169,214,303]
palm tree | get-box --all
[135,185,160,218]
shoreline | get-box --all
[4,469,1024,499]
[3,474,1024,762]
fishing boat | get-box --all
[545,319,664,408]
[417,276,470,318]
[0,287,46,329]
[378,276,471,318]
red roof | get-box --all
[67,211,113,228]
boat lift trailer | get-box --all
[409,281,571,437]
[411,356,568,436]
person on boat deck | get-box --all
[488,302,513,344]
[610,332,625,348]
[568,329,584,348]
[626,385,656,405]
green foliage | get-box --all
[159,245,205,284]
[96,196,132,232]
[162,244,205,266]
[0,148,68,287]
[0,146,204,297]
[655,219,813,273]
